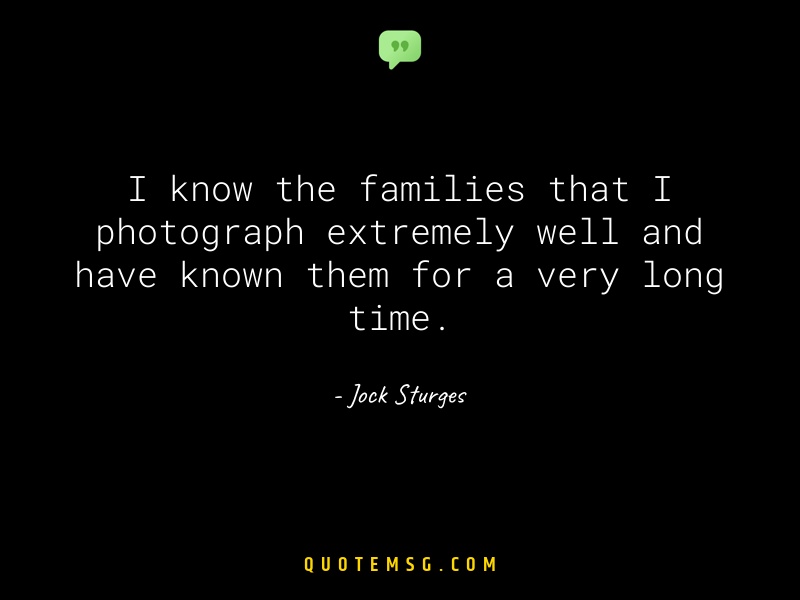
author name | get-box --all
[345,383,467,409]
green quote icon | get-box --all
[379,30,421,69]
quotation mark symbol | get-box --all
[379,31,421,69]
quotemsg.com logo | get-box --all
[304,556,496,574]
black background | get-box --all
[58,7,742,594]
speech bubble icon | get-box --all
[379,30,421,70]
